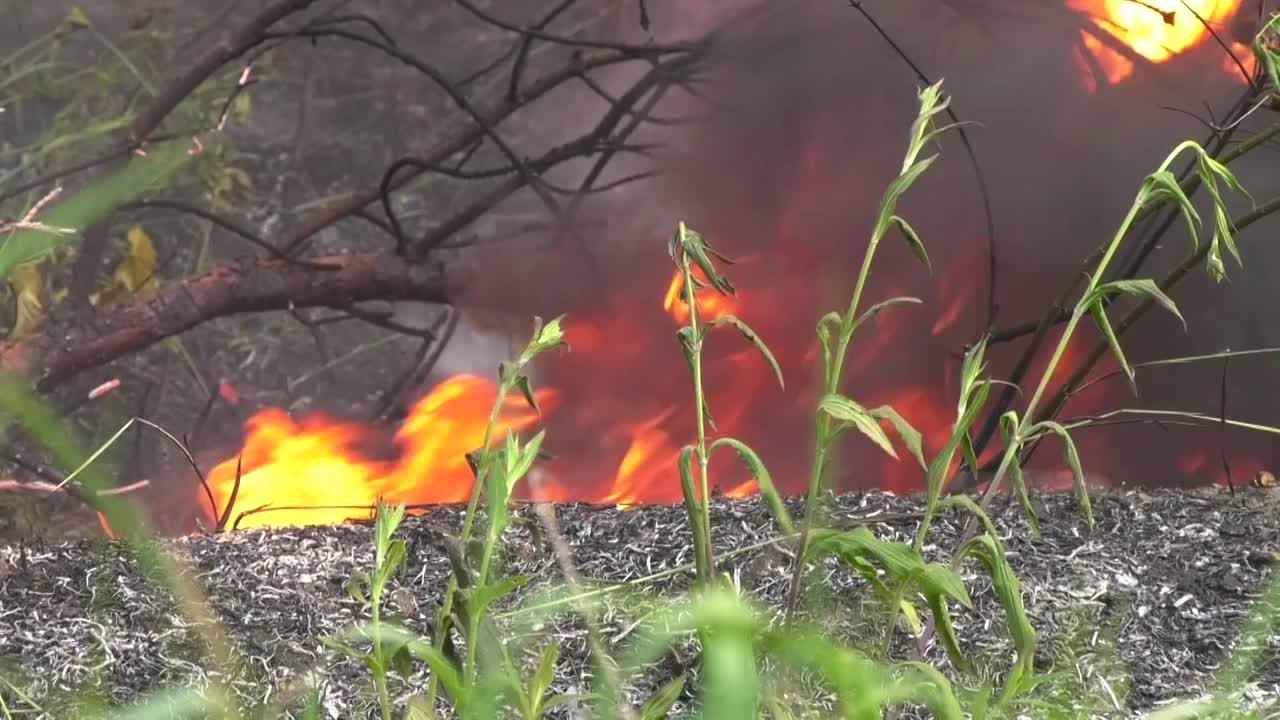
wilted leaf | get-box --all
[9,262,44,338]
[889,214,931,272]
[819,394,897,459]
[1141,169,1201,252]
[867,405,926,470]
[1030,420,1094,527]
[513,374,540,415]
[1088,302,1135,395]
[849,296,923,336]
[956,534,1037,704]
[1086,278,1185,331]
[1008,459,1039,536]
[708,314,783,389]
[709,436,793,533]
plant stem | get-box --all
[370,595,392,720]
[424,378,513,713]
[682,251,716,580]
[786,217,886,616]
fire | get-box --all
[1070,0,1243,88]
[204,374,550,529]
[662,266,737,323]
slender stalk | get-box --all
[681,252,716,578]
[424,383,511,713]
[786,200,888,616]
[370,595,392,720]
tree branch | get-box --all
[0,251,463,391]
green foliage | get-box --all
[668,221,787,582]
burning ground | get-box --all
[1,488,1278,717]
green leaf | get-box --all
[0,138,193,282]
[1088,301,1136,395]
[678,445,708,580]
[65,6,93,29]
[956,534,1038,705]
[819,394,897,459]
[816,310,841,386]
[345,571,370,605]
[527,641,559,712]
[372,539,406,599]
[867,405,927,470]
[693,589,759,720]
[518,314,567,366]
[639,674,686,720]
[513,373,540,415]
[1086,279,1185,331]
[898,662,966,720]
[107,688,213,720]
[927,591,968,671]
[1029,420,1094,527]
[1140,169,1201,253]
[806,528,969,607]
[707,314,784,390]
[848,296,924,335]
[873,155,938,241]
[464,574,530,620]
[373,499,406,564]
[889,214,931,272]
[709,437,793,533]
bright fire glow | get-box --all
[1069,0,1242,88]
[662,266,737,323]
[204,375,550,528]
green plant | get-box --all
[783,81,948,618]
[972,138,1253,531]
[323,499,410,720]
[667,222,790,584]
[412,315,566,716]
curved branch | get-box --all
[272,48,660,256]
[0,252,464,391]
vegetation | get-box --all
[0,3,1279,719]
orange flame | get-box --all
[662,267,736,324]
[204,375,550,529]
[1070,0,1243,88]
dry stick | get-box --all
[277,27,566,222]
[271,50,658,257]
[1219,354,1234,496]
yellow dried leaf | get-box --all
[9,262,44,338]
[112,224,158,294]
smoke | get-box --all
[436,0,1279,490]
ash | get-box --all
[1,488,1278,718]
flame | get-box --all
[204,375,550,529]
[1070,0,1243,88]
[662,266,737,323]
